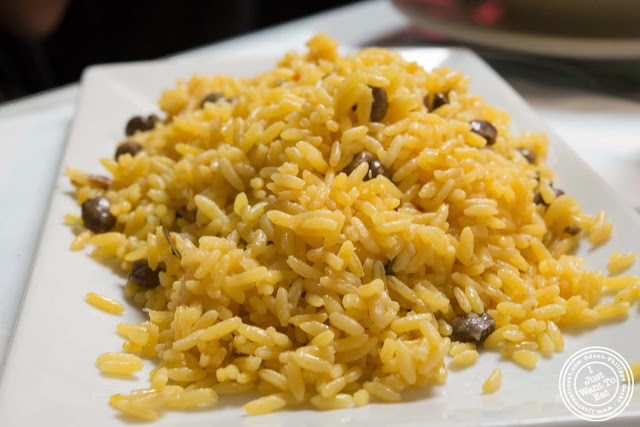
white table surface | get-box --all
[1,0,639,370]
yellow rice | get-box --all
[608,251,636,274]
[86,292,125,315]
[65,34,635,420]
[482,368,502,393]
[353,389,370,407]
[630,360,640,379]
[97,352,143,375]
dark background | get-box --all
[0,0,360,102]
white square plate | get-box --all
[1,48,639,427]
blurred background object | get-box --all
[388,0,640,99]
[0,0,360,102]
[392,0,640,58]
[2,0,640,103]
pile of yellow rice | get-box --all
[65,34,638,421]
